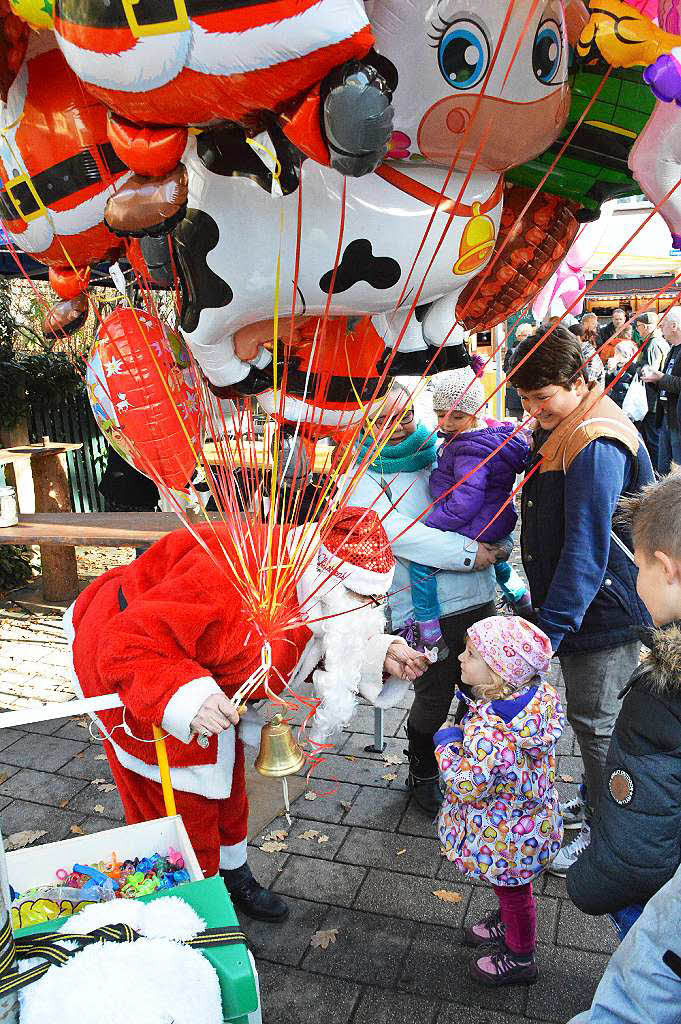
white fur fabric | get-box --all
[19,898,222,1024]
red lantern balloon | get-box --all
[456,185,581,332]
[86,307,201,490]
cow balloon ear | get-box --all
[565,0,590,45]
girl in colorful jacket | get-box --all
[435,615,564,986]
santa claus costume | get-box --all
[64,507,399,921]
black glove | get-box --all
[322,58,395,177]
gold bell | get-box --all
[453,202,496,276]
[255,714,306,778]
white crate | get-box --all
[6,815,203,894]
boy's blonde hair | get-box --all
[619,471,681,562]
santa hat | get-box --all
[319,507,395,596]
[431,366,485,416]
[467,615,552,688]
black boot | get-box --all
[405,722,443,817]
[220,863,289,922]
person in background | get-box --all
[408,367,530,655]
[605,323,637,376]
[349,383,501,815]
[566,473,681,937]
[504,322,534,420]
[636,311,669,469]
[599,308,628,361]
[640,307,681,475]
[436,616,563,986]
[511,327,653,875]
[98,447,160,558]
[580,312,601,349]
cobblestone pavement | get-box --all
[0,599,615,1024]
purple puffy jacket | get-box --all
[427,422,529,543]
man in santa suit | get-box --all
[64,507,426,921]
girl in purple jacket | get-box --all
[410,367,530,655]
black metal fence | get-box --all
[28,391,108,513]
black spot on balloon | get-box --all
[319,239,401,294]
[172,209,233,334]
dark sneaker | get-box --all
[469,942,538,987]
[464,909,506,947]
[406,772,443,817]
[220,863,289,922]
[105,164,188,237]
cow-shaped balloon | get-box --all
[173,0,582,397]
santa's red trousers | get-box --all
[104,736,248,878]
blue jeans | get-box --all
[657,421,681,476]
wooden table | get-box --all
[0,512,189,548]
[0,442,83,603]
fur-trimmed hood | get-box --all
[637,622,681,696]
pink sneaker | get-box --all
[469,943,538,987]
[463,909,505,947]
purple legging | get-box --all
[492,882,536,954]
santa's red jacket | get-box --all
[66,523,312,799]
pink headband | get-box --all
[467,616,552,687]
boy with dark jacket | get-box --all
[567,471,681,919]
[511,327,654,874]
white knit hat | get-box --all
[431,367,485,416]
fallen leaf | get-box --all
[58,799,68,809]
[5,830,46,851]
[383,754,404,766]
[560,774,575,784]
[75,752,85,759]
[432,889,463,903]
[97,783,117,793]
[304,791,318,801]
[381,772,397,782]
[95,754,108,761]
[90,778,107,786]
[310,928,338,950]
[340,800,352,812]
[344,756,356,762]
[397,849,407,857]
[299,829,320,841]
[260,840,288,853]
[317,834,329,845]
[93,804,104,814]
[70,825,84,835]
[0,772,8,785]
[263,829,288,842]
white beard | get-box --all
[309,585,386,743]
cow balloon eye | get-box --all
[437,20,490,90]
[533,19,562,85]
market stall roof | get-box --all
[586,274,681,298]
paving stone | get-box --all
[525,947,610,1021]
[0,799,85,845]
[0,733,87,771]
[354,988,439,1024]
[58,745,115,781]
[241,896,329,967]
[0,768,89,806]
[354,868,472,926]
[302,906,416,986]
[341,787,408,831]
[257,960,361,1024]
[345,707,407,737]
[54,721,95,742]
[398,797,440,839]
[0,728,26,752]
[437,854,485,886]
[338,733,405,760]
[246,845,289,889]
[19,719,65,736]
[73,815,128,836]
[557,900,618,955]
[289,783,359,824]
[463,886,559,946]
[68,783,125,820]
[541,873,568,899]
[436,1009,529,1024]
[556,755,583,783]
[274,854,366,907]
[335,827,441,877]
[308,753,405,788]
[399,922,528,1016]
[253,816,348,862]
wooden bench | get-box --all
[0,512,187,603]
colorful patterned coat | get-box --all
[435,681,564,886]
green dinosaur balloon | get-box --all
[508,56,655,220]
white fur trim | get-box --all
[357,632,394,703]
[318,548,394,596]
[161,677,222,744]
[63,604,236,799]
[55,29,190,93]
[257,389,385,429]
[219,839,248,870]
